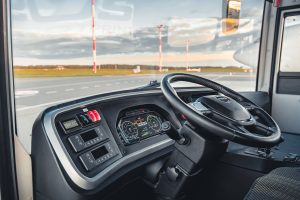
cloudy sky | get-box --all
[11,0,264,67]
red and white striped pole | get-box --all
[92,0,97,73]
[157,25,163,72]
[274,0,281,7]
[186,39,190,70]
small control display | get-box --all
[62,118,80,131]
[81,130,98,142]
[68,127,108,152]
[91,146,109,160]
[79,142,118,171]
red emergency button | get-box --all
[86,110,101,122]
[92,110,101,121]
[87,111,97,122]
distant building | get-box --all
[133,65,141,73]
[56,65,65,71]
[187,68,201,72]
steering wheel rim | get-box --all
[161,73,281,147]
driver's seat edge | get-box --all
[244,167,300,200]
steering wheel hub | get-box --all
[200,95,251,121]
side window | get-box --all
[277,13,300,95]
[280,15,300,72]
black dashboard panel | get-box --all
[31,87,216,200]
[55,107,122,177]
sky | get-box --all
[11,0,264,67]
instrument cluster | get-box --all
[117,108,170,145]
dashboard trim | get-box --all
[43,90,175,190]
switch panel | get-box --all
[68,127,108,152]
[79,142,118,171]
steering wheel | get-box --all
[161,73,281,147]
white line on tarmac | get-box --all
[65,88,75,92]
[16,97,81,112]
[16,76,152,91]
[16,86,142,112]
[46,91,57,94]
[211,75,226,81]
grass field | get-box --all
[14,67,253,78]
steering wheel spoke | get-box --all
[240,102,258,111]
[255,122,276,136]
[228,122,246,132]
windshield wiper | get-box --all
[138,80,161,89]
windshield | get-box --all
[12,0,265,152]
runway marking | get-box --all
[16,77,151,91]
[211,75,226,81]
[80,86,89,89]
[16,97,80,112]
[105,83,112,86]
[65,88,75,92]
[94,85,101,88]
[16,85,142,112]
[15,90,39,98]
[46,91,57,94]
[115,82,120,85]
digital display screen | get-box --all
[134,116,152,138]
[62,118,79,130]
[121,113,162,139]
[91,146,108,160]
[80,130,98,142]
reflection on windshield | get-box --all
[12,0,264,152]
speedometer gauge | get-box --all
[147,115,162,132]
[118,110,166,145]
[120,121,138,140]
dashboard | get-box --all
[53,106,172,175]
[31,87,216,199]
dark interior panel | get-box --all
[240,91,271,113]
[277,72,300,95]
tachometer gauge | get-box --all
[120,121,139,141]
[147,115,162,132]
